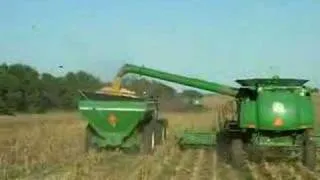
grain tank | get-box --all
[111,63,318,170]
[77,88,167,154]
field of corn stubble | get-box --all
[1,95,320,180]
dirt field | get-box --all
[1,95,320,180]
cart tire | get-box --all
[155,119,168,145]
[140,121,156,155]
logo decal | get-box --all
[272,102,286,114]
[108,113,117,127]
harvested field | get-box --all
[1,95,320,180]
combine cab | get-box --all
[78,89,167,154]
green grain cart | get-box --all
[111,63,320,171]
[78,91,167,154]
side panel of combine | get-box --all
[297,95,315,128]
[239,100,257,128]
[257,91,302,130]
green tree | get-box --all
[0,62,104,115]
[0,62,180,115]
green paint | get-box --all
[113,64,317,150]
[240,89,314,130]
[116,64,238,96]
[78,96,155,148]
[121,131,139,148]
[178,130,217,146]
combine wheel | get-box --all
[154,118,168,145]
[302,130,316,171]
[140,121,156,154]
[230,138,247,169]
[216,131,230,162]
[85,125,101,153]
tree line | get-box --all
[0,63,103,114]
[0,63,203,115]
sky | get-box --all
[0,0,320,91]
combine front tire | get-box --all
[216,131,230,162]
[302,131,316,171]
[230,138,247,169]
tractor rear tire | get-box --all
[155,119,168,145]
[140,121,156,155]
[230,138,247,169]
[302,131,316,171]
[85,125,101,153]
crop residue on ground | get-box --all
[1,95,320,180]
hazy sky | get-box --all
[1,0,320,89]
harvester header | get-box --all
[112,63,239,97]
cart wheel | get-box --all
[140,121,156,155]
[302,130,316,171]
[155,118,168,145]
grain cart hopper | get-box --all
[77,87,167,154]
[111,63,320,170]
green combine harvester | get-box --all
[78,63,320,171]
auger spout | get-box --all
[112,64,239,97]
